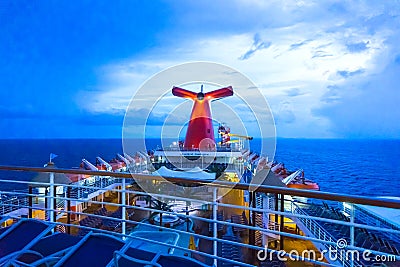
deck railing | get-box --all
[0,165,400,267]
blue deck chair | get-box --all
[156,254,210,267]
[112,240,210,267]
[10,232,82,266]
[113,252,211,267]
[110,246,158,267]
[0,219,54,264]
[113,250,161,267]
[110,231,210,267]
[53,232,126,267]
[105,233,158,267]
[0,227,9,236]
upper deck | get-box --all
[0,165,399,267]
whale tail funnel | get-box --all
[172,86,233,150]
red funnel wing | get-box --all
[172,87,197,99]
[171,85,234,149]
[205,86,233,100]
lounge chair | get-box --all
[113,251,161,267]
[156,254,210,267]
[11,232,82,266]
[108,235,159,267]
[0,219,54,264]
[53,232,126,267]
[110,234,210,267]
[112,250,210,267]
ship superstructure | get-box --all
[151,85,319,191]
[152,86,246,177]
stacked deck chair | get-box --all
[231,213,247,235]
[112,244,210,267]
[219,226,243,267]
[77,213,104,237]
[209,210,224,234]
[10,232,82,266]
[102,207,123,231]
[53,232,126,267]
[0,219,54,265]
[155,255,210,267]
[53,232,165,267]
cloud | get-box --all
[311,50,333,58]
[274,101,296,124]
[0,105,37,119]
[395,54,400,65]
[285,88,304,97]
[76,112,124,126]
[239,33,271,60]
[0,104,125,127]
[336,69,365,78]
[346,41,369,53]
[320,85,341,104]
[124,107,188,126]
[314,58,400,138]
[78,0,400,138]
[289,39,311,51]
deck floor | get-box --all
[56,190,329,267]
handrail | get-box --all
[0,165,400,209]
[1,165,400,267]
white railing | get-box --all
[291,202,351,266]
[0,166,399,267]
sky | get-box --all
[0,0,399,139]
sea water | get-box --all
[0,139,399,197]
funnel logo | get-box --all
[172,85,233,150]
[122,62,276,202]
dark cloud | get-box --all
[76,113,124,126]
[274,102,296,125]
[314,62,400,138]
[0,105,125,126]
[239,33,271,60]
[320,85,341,104]
[289,40,310,51]
[327,2,347,14]
[394,54,400,65]
[346,41,369,53]
[0,105,37,119]
[286,88,304,97]
[312,50,333,58]
[337,69,365,78]
[124,108,187,126]
[274,110,296,124]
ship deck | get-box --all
[0,165,400,267]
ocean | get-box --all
[0,139,399,197]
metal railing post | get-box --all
[3,166,400,267]
[274,193,279,248]
[280,194,284,250]
[49,172,55,231]
[28,186,33,218]
[122,178,126,238]
[44,188,48,220]
[350,203,355,267]
[249,191,255,247]
[213,187,218,267]
[67,187,71,234]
